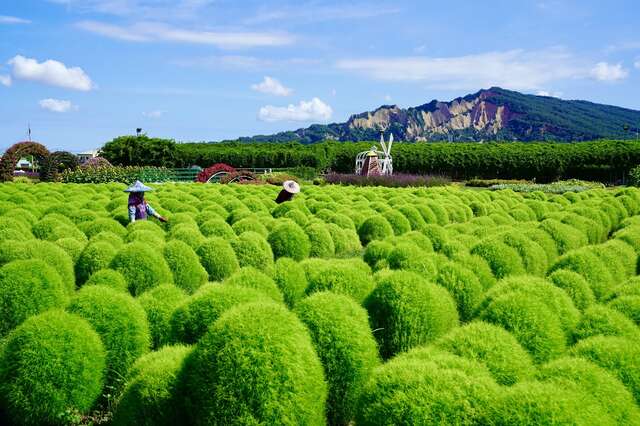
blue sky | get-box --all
[1,0,639,151]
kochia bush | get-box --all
[75,241,117,285]
[179,302,327,425]
[0,310,106,425]
[223,267,284,303]
[196,237,239,282]
[268,220,311,261]
[273,257,308,307]
[138,284,187,349]
[357,215,394,246]
[163,240,208,294]
[110,242,174,295]
[230,231,275,274]
[85,269,128,292]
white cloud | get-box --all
[76,21,294,49]
[244,4,400,25]
[336,48,586,90]
[258,98,333,122]
[0,15,31,24]
[142,110,164,118]
[384,94,392,101]
[635,60,640,70]
[536,90,562,98]
[48,0,214,19]
[0,74,11,87]
[174,55,320,71]
[251,76,292,96]
[39,98,75,113]
[8,55,93,91]
[590,62,629,81]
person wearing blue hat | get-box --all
[124,180,168,223]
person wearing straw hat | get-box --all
[275,180,300,204]
[125,180,168,223]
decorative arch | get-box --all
[40,151,80,182]
[0,141,50,182]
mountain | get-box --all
[229,87,640,143]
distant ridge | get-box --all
[227,87,640,143]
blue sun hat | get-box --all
[124,180,153,193]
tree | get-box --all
[100,135,179,167]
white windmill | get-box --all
[354,133,394,176]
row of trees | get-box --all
[98,136,640,184]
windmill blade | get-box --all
[380,140,387,155]
[387,133,393,153]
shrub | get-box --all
[0,310,106,425]
[90,231,124,249]
[232,217,269,237]
[112,345,193,426]
[363,240,394,270]
[501,232,548,276]
[163,240,208,294]
[85,269,128,292]
[609,295,640,325]
[490,380,614,425]
[435,262,484,322]
[470,239,525,279]
[573,304,639,341]
[0,259,68,338]
[547,269,596,311]
[357,215,394,246]
[75,241,118,285]
[68,285,151,390]
[196,237,239,282]
[179,302,327,425]
[549,249,614,301]
[295,292,380,425]
[326,223,361,257]
[199,218,235,239]
[81,218,127,239]
[540,218,587,254]
[365,270,459,359]
[387,243,438,279]
[54,237,85,262]
[126,230,165,246]
[273,257,307,307]
[138,284,187,349]
[110,242,174,295]
[223,267,284,303]
[267,220,311,260]
[537,357,640,425]
[479,291,566,363]
[170,284,269,344]
[435,321,535,385]
[355,354,498,425]
[571,336,640,403]
[305,222,335,258]
[305,260,375,303]
[230,231,275,273]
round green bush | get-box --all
[470,238,525,279]
[479,291,566,363]
[435,321,535,385]
[168,224,206,251]
[112,345,192,426]
[355,354,498,425]
[90,231,124,249]
[490,380,615,425]
[273,257,307,307]
[0,310,106,425]
[138,284,187,349]
[537,357,640,425]
[232,217,269,238]
[305,222,335,258]
[196,237,239,282]
[199,218,235,239]
[573,304,639,341]
[294,292,380,425]
[363,240,394,270]
[109,242,174,295]
[163,240,208,294]
[223,267,284,303]
[304,259,375,303]
[397,205,427,230]
[170,283,269,344]
[81,218,127,239]
[549,248,615,301]
[268,220,311,261]
[571,336,640,403]
[547,269,595,311]
[85,269,128,292]
[365,270,459,359]
[68,285,151,390]
[126,229,165,246]
[387,242,438,279]
[180,302,327,425]
[230,231,275,274]
[54,237,85,262]
[540,218,587,255]
[384,210,412,236]
[0,259,68,338]
[522,226,559,264]
[325,223,361,257]
[500,232,547,276]
[609,295,640,325]
[75,241,118,285]
[455,253,496,291]
[357,215,394,246]
[435,261,484,322]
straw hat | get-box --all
[283,180,300,194]
[124,180,153,193]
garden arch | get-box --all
[0,141,50,182]
[40,151,80,182]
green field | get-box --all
[1,181,640,425]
